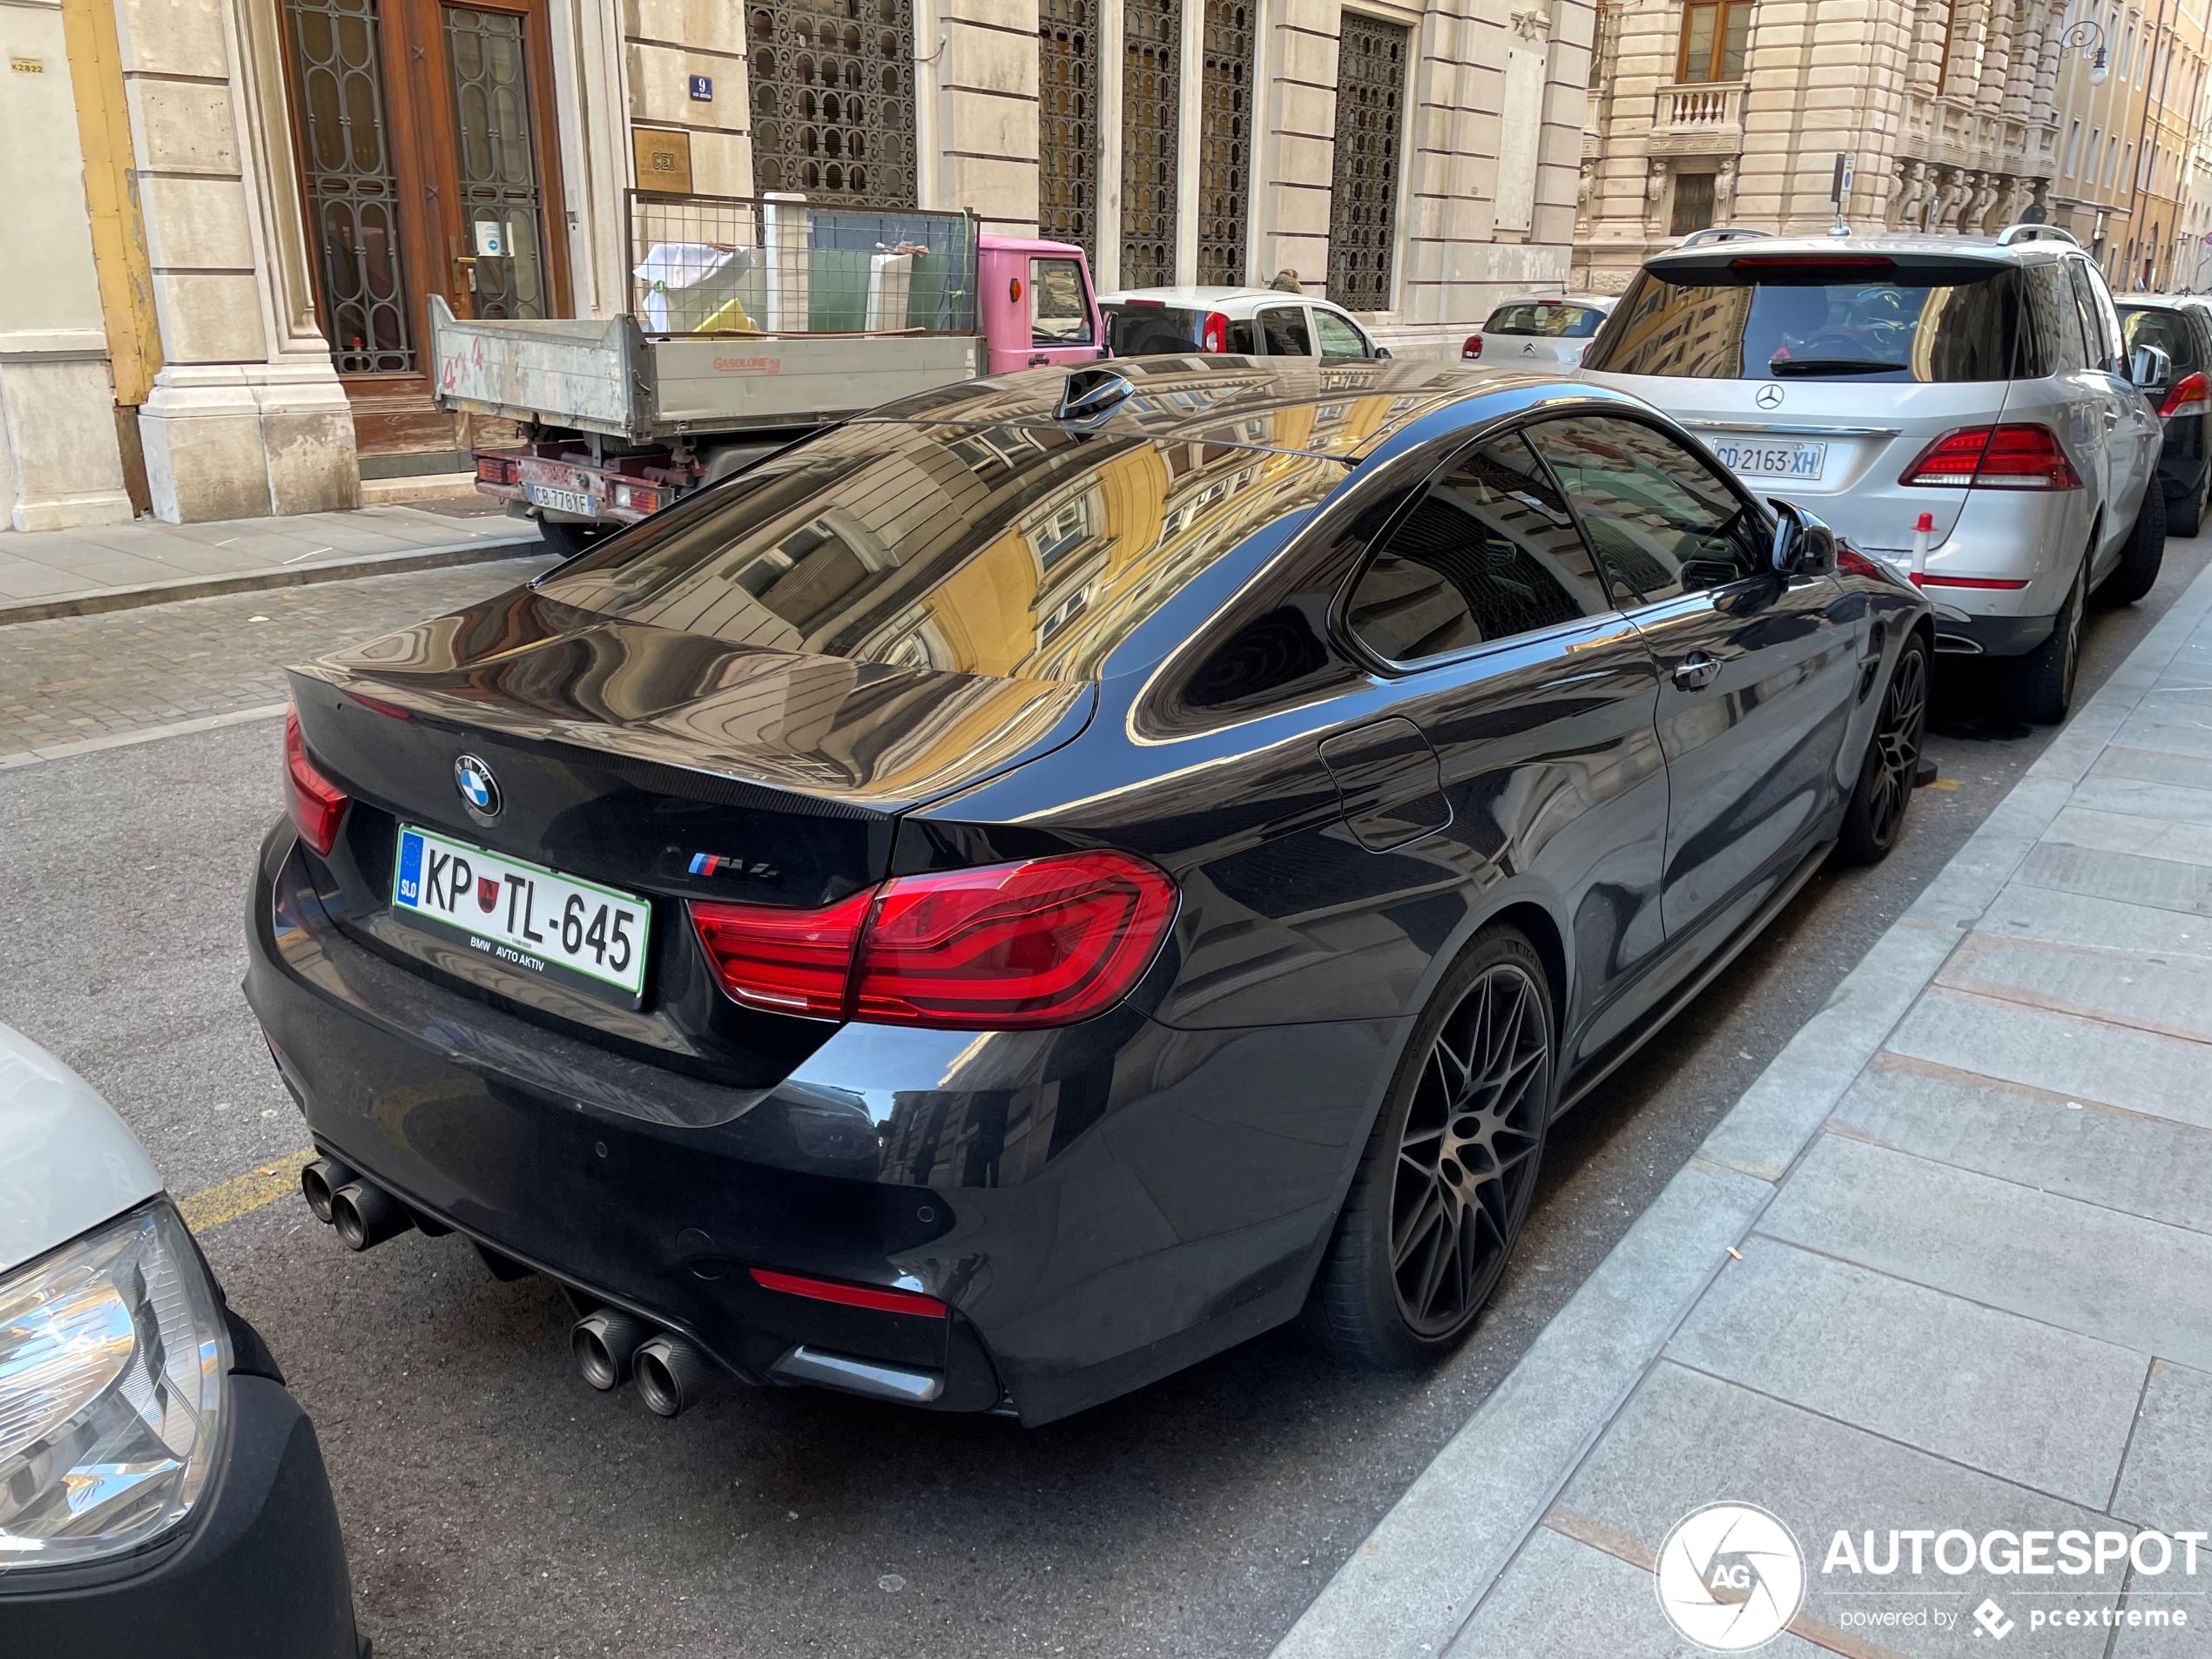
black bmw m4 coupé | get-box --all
[246,359,1929,1424]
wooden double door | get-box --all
[280,0,570,455]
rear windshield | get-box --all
[2121,306,2205,374]
[1105,304,1261,356]
[1484,302,1608,338]
[1583,259,2020,382]
[536,419,1343,681]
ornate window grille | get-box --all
[443,7,549,320]
[284,0,415,373]
[1120,0,1182,287]
[1327,13,1408,314]
[748,0,919,208]
[1038,0,1099,259]
[1197,0,1255,284]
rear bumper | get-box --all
[243,826,1396,1424]
[1925,606,2059,658]
[0,1366,359,1659]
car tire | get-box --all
[534,516,604,560]
[1838,632,1929,866]
[2171,468,2206,540]
[2010,557,2087,725]
[2101,480,2167,607]
[1307,925,1554,1370]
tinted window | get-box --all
[1313,309,1370,357]
[1031,259,1093,346]
[1485,302,1609,338]
[2026,264,2090,373]
[2068,261,2121,368]
[1583,259,2020,382]
[1524,416,1766,605]
[2121,306,2203,374]
[539,420,1345,681]
[1345,435,1610,663]
[1260,306,1313,355]
[1105,305,1204,354]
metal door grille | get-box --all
[285,0,415,372]
[1328,13,1408,313]
[1038,0,1099,259]
[1197,0,1254,284]
[444,7,549,320]
[1120,0,1182,287]
[748,0,918,207]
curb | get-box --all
[0,532,544,627]
[1268,553,2212,1659]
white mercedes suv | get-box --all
[1579,226,2168,721]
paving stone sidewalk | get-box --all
[1277,557,2212,1659]
[0,500,540,624]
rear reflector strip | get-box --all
[1910,574,2032,590]
[750,1268,948,1318]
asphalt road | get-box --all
[2,536,2206,1658]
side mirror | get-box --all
[1372,347,1393,361]
[1768,498,1837,577]
[2130,343,2173,388]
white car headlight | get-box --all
[0,1202,228,1573]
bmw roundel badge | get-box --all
[455,754,502,819]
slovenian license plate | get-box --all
[526,483,596,516]
[391,823,650,1002]
[1709,440,1828,482]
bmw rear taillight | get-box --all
[283,709,349,857]
[1202,311,1231,354]
[750,1269,948,1318]
[1462,335,1483,360]
[690,851,1177,1029]
[2161,370,2209,419]
[1898,424,2081,489]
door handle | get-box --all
[1672,652,1720,691]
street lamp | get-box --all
[2061,18,2111,84]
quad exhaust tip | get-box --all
[572,1309,651,1391]
[329,1179,413,1251]
[635,1332,716,1419]
[300,1157,354,1225]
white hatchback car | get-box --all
[1100,287,1388,361]
[1579,227,2168,721]
[1461,294,1618,368]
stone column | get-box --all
[1977,0,2013,116]
[1946,0,1987,98]
[1906,0,1946,98]
[127,0,354,522]
[1251,0,1340,301]
[2005,7,2042,120]
[0,0,134,529]
[927,0,1042,238]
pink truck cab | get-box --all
[441,211,1103,552]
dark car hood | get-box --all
[292,584,1095,814]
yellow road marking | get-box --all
[178,1147,314,1234]
[1928,777,1960,791]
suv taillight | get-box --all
[1201,311,1231,354]
[2161,370,2209,419]
[1898,424,2082,490]
[691,851,1177,1029]
[1462,335,1484,360]
[283,709,349,857]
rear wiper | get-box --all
[1767,358,1904,378]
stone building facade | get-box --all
[1575,0,2080,293]
[3,0,1590,531]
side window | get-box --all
[1313,308,1370,358]
[1030,258,1093,346]
[1226,317,1264,354]
[1524,416,1767,606]
[2027,265,2090,373]
[2067,260,2121,370]
[1259,305,1314,356]
[1345,435,1613,664]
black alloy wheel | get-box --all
[1840,635,1928,864]
[1388,961,1550,1338]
